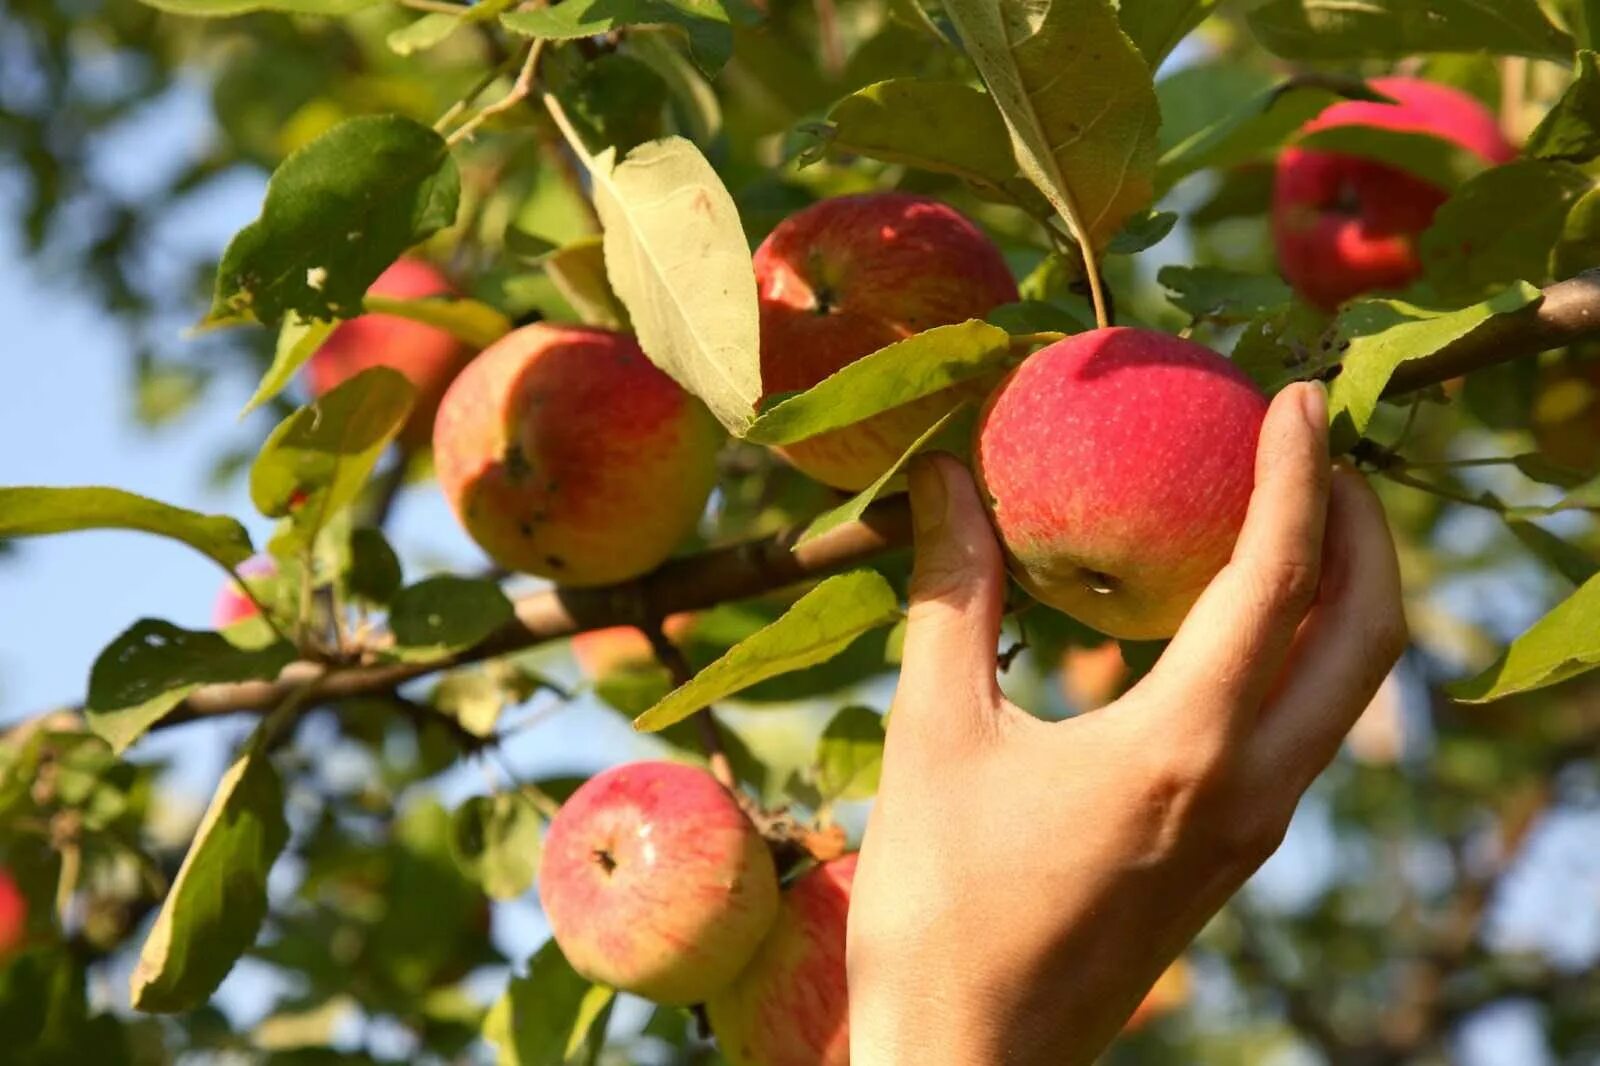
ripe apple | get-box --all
[0,867,25,959]
[1058,640,1128,710]
[1273,76,1514,310]
[570,613,696,679]
[307,257,474,448]
[754,193,1019,490]
[975,327,1268,640]
[211,554,277,629]
[538,761,779,1006]
[433,324,723,584]
[707,852,856,1066]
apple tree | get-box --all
[3,0,1600,1062]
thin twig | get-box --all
[445,40,546,148]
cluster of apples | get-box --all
[242,73,1510,1060]
[538,761,853,1064]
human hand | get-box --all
[847,382,1406,1065]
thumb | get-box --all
[896,453,1006,716]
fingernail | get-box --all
[1301,380,1328,434]
[907,454,948,537]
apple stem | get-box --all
[1082,249,1112,330]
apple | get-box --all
[975,327,1268,640]
[570,613,697,679]
[538,761,778,1006]
[1273,76,1514,310]
[433,324,723,585]
[211,554,277,629]
[754,193,1019,490]
[1532,356,1600,472]
[307,257,474,448]
[0,867,25,959]
[1122,958,1190,1033]
[1058,640,1128,711]
[707,852,856,1066]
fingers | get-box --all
[1250,467,1407,782]
[890,453,1007,744]
[1142,382,1332,729]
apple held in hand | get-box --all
[538,761,779,1006]
[755,193,1019,491]
[1273,76,1513,310]
[307,257,475,448]
[975,327,1268,640]
[433,324,722,584]
[708,852,855,1066]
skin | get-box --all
[849,382,1408,1065]
[755,193,1020,491]
[539,761,779,1006]
[1274,76,1514,310]
[975,327,1269,640]
[1123,958,1190,1033]
[308,258,474,448]
[433,323,723,584]
[0,868,24,959]
[707,853,855,1066]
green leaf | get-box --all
[745,320,1011,446]
[245,314,338,417]
[1158,265,1293,323]
[634,571,902,732]
[1156,74,1385,193]
[1106,209,1177,255]
[798,403,974,545]
[819,78,1015,189]
[1327,284,1543,452]
[1420,162,1593,301]
[1528,51,1600,163]
[987,300,1090,335]
[1294,124,1489,192]
[345,527,403,606]
[1117,0,1216,68]
[1504,517,1599,586]
[814,705,885,802]
[1248,0,1573,61]
[249,367,415,549]
[563,130,762,434]
[543,237,631,330]
[387,0,517,55]
[1449,571,1600,701]
[504,0,732,76]
[388,576,515,662]
[364,294,512,349]
[0,487,254,568]
[451,793,542,900]
[483,941,616,1066]
[629,28,722,143]
[1554,185,1600,277]
[209,116,459,325]
[86,621,296,754]
[138,0,376,12]
[942,0,1161,251]
[130,748,290,1012]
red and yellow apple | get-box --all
[570,614,696,679]
[0,867,25,959]
[754,193,1019,490]
[307,257,475,448]
[975,327,1267,640]
[707,852,856,1066]
[212,554,277,629]
[433,324,723,584]
[538,761,778,1006]
[1273,76,1514,310]
[1059,640,1128,711]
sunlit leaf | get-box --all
[814,705,885,802]
[1248,0,1572,61]
[817,78,1015,189]
[388,576,515,662]
[0,487,254,568]
[483,940,615,1065]
[451,793,542,899]
[1449,571,1600,701]
[505,0,732,76]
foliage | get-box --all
[2,0,1600,1062]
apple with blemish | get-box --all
[707,853,855,1066]
[975,327,1268,640]
[754,193,1019,490]
[307,257,475,448]
[433,324,722,584]
[538,761,778,1005]
[1273,76,1514,310]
